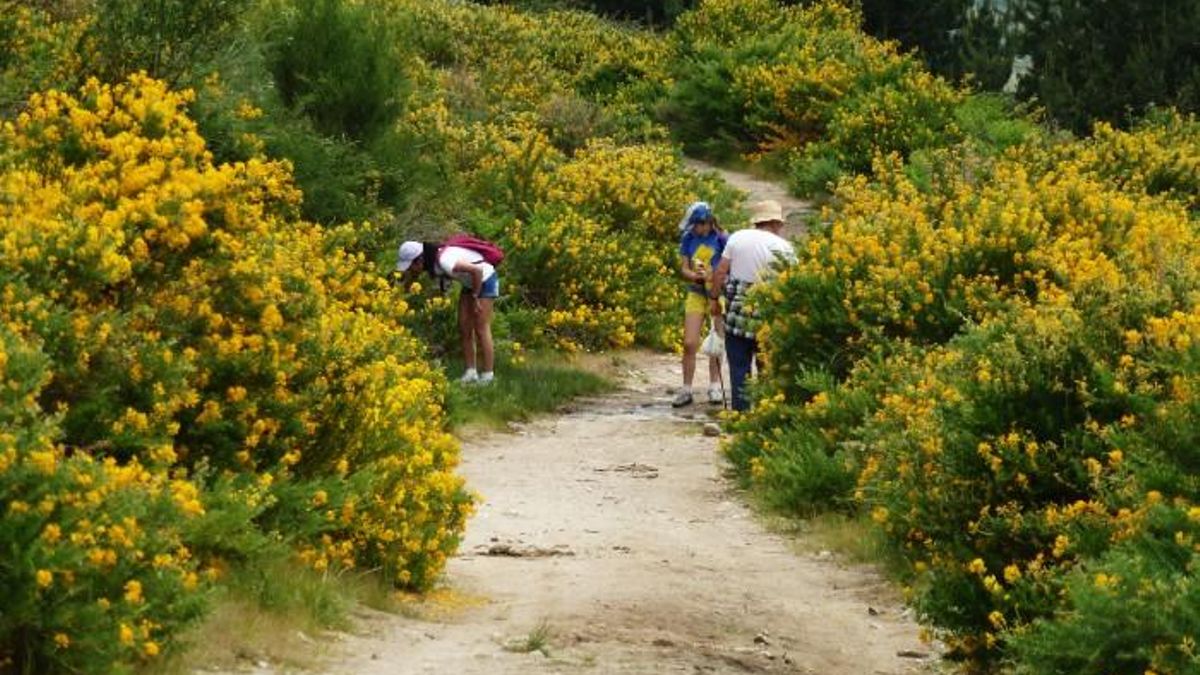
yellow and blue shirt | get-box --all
[679,230,727,296]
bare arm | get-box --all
[452,260,485,297]
[709,257,731,299]
[679,255,705,283]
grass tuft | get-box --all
[147,552,400,674]
[447,353,614,429]
[503,619,553,656]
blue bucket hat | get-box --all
[678,201,713,233]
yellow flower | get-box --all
[119,623,135,645]
[36,569,53,589]
[987,610,1006,629]
[1052,535,1070,558]
[260,304,284,333]
[124,580,143,604]
[1003,564,1021,583]
[871,506,889,524]
[143,641,160,657]
[54,633,70,649]
[967,558,986,575]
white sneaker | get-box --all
[459,368,479,384]
[671,390,694,408]
[708,387,724,404]
[477,372,495,385]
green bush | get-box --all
[789,149,843,196]
[664,1,963,193]
[952,93,1041,154]
[269,0,408,141]
[86,0,250,84]
[1009,504,1200,675]
[0,5,85,116]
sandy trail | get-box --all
[683,159,816,238]
[318,353,932,675]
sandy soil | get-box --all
[315,353,934,675]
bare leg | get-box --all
[682,311,704,388]
[458,292,476,370]
[474,298,495,373]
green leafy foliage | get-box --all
[87,0,251,84]
[269,0,408,141]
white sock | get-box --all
[461,368,478,380]
[478,371,494,382]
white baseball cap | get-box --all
[396,241,422,272]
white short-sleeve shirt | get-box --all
[721,228,796,282]
[437,246,496,286]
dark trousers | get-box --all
[726,333,758,412]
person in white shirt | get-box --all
[709,200,796,411]
[396,240,499,385]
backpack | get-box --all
[441,233,505,266]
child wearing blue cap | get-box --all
[674,202,727,407]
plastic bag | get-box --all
[700,324,724,358]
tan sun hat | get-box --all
[749,200,784,226]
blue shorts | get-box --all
[462,273,500,299]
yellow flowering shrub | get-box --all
[504,209,642,351]
[727,114,1200,669]
[397,89,740,350]
[544,140,713,242]
[0,5,86,113]
[0,327,207,672]
[671,0,794,54]
[497,141,738,351]
[387,0,669,125]
[1,75,471,670]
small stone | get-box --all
[754,633,771,645]
[868,606,880,616]
[702,423,721,437]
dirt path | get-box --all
[318,353,933,675]
[683,159,816,238]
